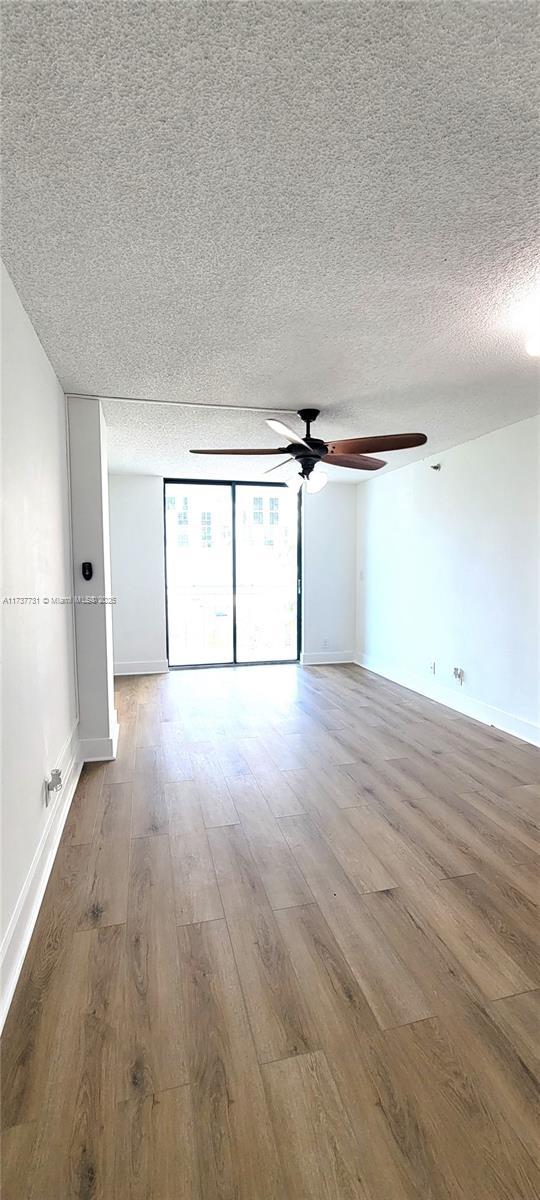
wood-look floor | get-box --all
[2,664,539,1198]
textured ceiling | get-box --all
[2,1,539,480]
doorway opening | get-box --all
[164,480,301,668]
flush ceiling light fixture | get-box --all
[190,408,427,488]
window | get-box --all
[201,511,212,547]
[253,495,264,525]
[177,497,189,526]
[269,496,279,525]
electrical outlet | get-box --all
[453,667,464,686]
[430,661,436,674]
[322,638,329,649]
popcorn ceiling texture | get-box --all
[1,1,539,478]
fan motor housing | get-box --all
[286,437,326,478]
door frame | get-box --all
[163,478,302,669]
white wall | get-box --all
[109,474,167,675]
[1,263,80,1025]
[356,417,540,744]
[68,397,118,758]
[107,475,357,671]
[302,484,357,664]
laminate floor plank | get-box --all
[63,761,106,845]
[467,782,540,836]
[400,712,538,785]
[77,782,132,930]
[366,873,539,1160]
[115,1085,200,1199]
[298,692,360,732]
[251,762,307,816]
[235,735,285,777]
[189,743,239,827]
[262,1050,371,1200]
[1,1122,36,1200]
[358,883,479,1011]
[459,787,540,855]
[489,988,540,1076]
[167,780,224,924]
[275,904,421,1200]
[385,752,486,802]
[77,833,131,931]
[105,716,137,784]
[445,745,539,795]
[131,747,169,837]
[209,823,317,1061]
[303,725,358,766]
[0,842,92,1129]
[284,768,397,893]
[178,919,286,1199]
[517,781,540,802]
[136,699,162,748]
[284,762,367,809]
[213,734,252,777]
[121,835,187,1101]
[394,786,534,882]
[405,875,538,1000]
[343,749,431,804]
[345,803,445,887]
[114,676,139,721]
[361,1016,540,1200]
[356,786,474,878]
[439,872,540,986]
[23,926,124,1199]
[439,996,540,1169]
[262,730,313,771]
[431,786,539,868]
[280,814,434,1028]
[159,721,194,782]
[226,774,313,908]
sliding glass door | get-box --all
[165,482,234,666]
[235,484,299,663]
[164,480,300,667]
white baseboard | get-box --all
[354,655,540,747]
[114,659,169,676]
[79,710,120,762]
[0,726,83,1031]
[301,651,354,666]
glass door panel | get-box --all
[165,482,233,666]
[235,484,299,663]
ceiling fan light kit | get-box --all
[190,408,427,487]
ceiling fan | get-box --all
[190,408,427,493]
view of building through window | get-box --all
[165,481,299,665]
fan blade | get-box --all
[266,419,310,449]
[190,447,288,455]
[325,432,427,455]
[324,453,386,470]
[264,457,294,475]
